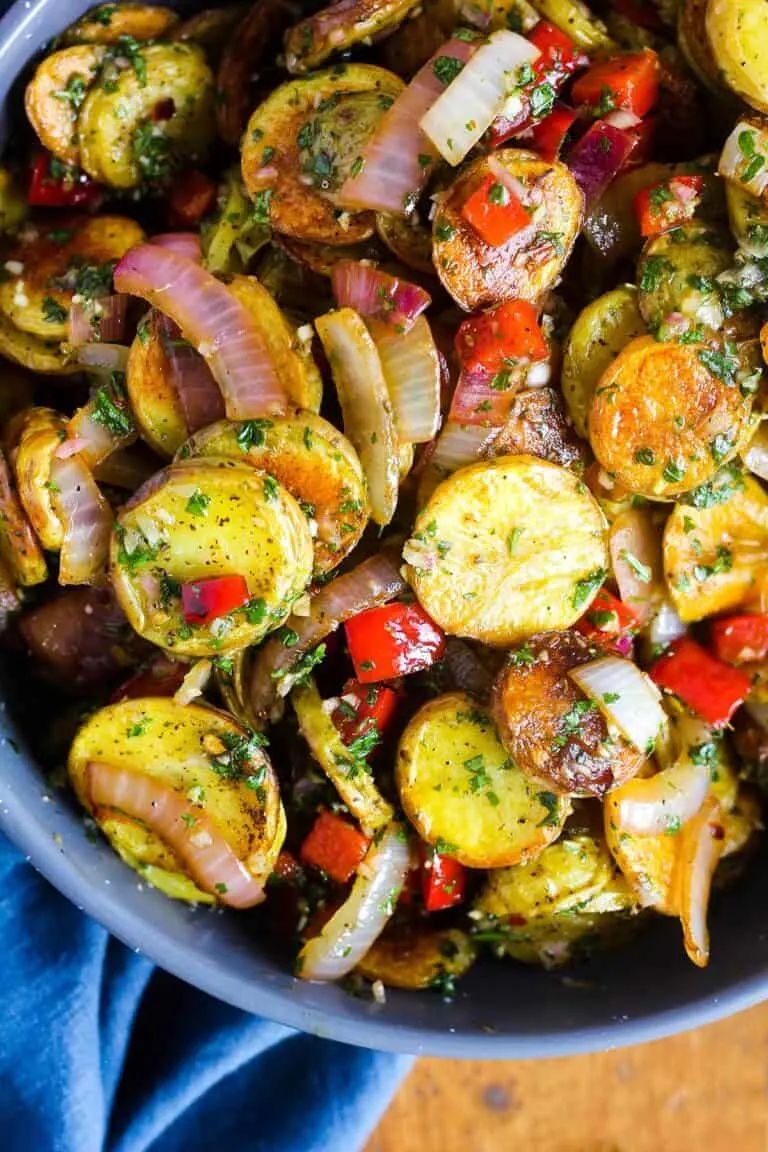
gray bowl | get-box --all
[1,0,767,1059]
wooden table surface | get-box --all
[368,1000,768,1152]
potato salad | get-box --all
[3,0,768,997]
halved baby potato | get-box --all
[358,923,477,990]
[472,832,637,967]
[395,692,571,868]
[241,65,404,246]
[125,310,189,458]
[482,387,585,470]
[561,285,646,439]
[78,43,215,189]
[431,148,583,311]
[664,471,768,621]
[404,455,608,646]
[63,4,180,45]
[68,696,284,905]
[636,223,733,331]
[588,336,756,500]
[284,0,424,74]
[706,0,768,113]
[492,629,644,797]
[25,45,106,166]
[0,215,145,341]
[8,406,67,551]
[0,445,47,586]
[179,413,368,576]
[110,457,314,658]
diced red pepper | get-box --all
[331,679,401,745]
[461,173,532,247]
[345,602,445,683]
[710,614,768,665]
[527,102,578,160]
[528,19,580,79]
[571,49,660,119]
[168,169,218,227]
[455,299,548,375]
[650,637,752,727]
[421,845,467,912]
[111,655,187,702]
[300,810,370,884]
[633,174,703,237]
[181,574,250,625]
[575,588,639,654]
[488,22,581,146]
[28,151,103,209]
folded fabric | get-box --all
[0,832,412,1152]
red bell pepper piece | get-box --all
[571,49,660,119]
[455,299,548,375]
[527,102,578,160]
[181,574,250,625]
[633,174,703,237]
[168,169,218,227]
[650,636,751,727]
[421,845,467,912]
[461,173,532,247]
[331,679,400,745]
[345,602,445,683]
[111,655,187,702]
[575,588,639,654]
[28,151,103,209]
[300,810,370,884]
[488,22,581,147]
[710,614,768,665]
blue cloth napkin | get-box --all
[0,832,412,1152]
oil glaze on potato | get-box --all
[125,310,189,458]
[404,455,608,646]
[284,0,424,73]
[706,0,768,113]
[395,692,570,868]
[483,387,586,470]
[588,336,755,500]
[68,696,284,904]
[432,149,583,312]
[9,406,67,551]
[25,45,105,166]
[110,458,313,658]
[636,223,733,331]
[492,630,643,797]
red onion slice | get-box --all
[76,343,130,375]
[567,121,635,208]
[331,261,431,334]
[156,314,225,432]
[448,366,519,426]
[248,552,406,719]
[68,296,128,347]
[87,762,265,908]
[67,377,136,468]
[49,454,111,586]
[114,244,287,419]
[150,232,203,262]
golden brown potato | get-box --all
[173,5,248,61]
[376,212,434,274]
[432,149,583,311]
[63,4,179,45]
[24,45,105,166]
[358,924,477,989]
[284,0,423,74]
[242,66,403,247]
[678,0,728,94]
[9,406,67,551]
[275,234,387,278]
[482,387,586,469]
[492,630,644,798]
[636,223,733,331]
[0,445,46,586]
[706,0,768,113]
[588,336,756,500]
[125,310,190,459]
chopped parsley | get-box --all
[250,188,273,225]
[271,643,326,688]
[697,345,738,387]
[435,221,456,242]
[633,447,655,466]
[55,73,88,110]
[619,548,652,584]
[693,544,733,583]
[553,699,596,749]
[115,525,158,573]
[185,490,211,517]
[42,296,67,324]
[571,567,606,611]
[236,419,273,450]
[536,790,562,827]
[432,56,464,86]
[662,458,686,484]
[639,255,674,294]
[738,129,765,185]
[91,374,134,438]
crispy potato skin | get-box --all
[396,691,570,868]
[63,4,179,44]
[358,924,476,989]
[284,0,423,74]
[9,406,67,551]
[636,223,733,330]
[588,336,755,500]
[276,234,386,277]
[242,66,403,246]
[25,45,105,165]
[706,0,768,112]
[664,472,768,622]
[125,311,189,459]
[432,149,583,312]
[405,455,608,646]
[180,414,369,576]
[482,387,586,469]
[492,630,643,798]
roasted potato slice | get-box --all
[25,45,106,166]
[180,413,368,576]
[432,149,583,312]
[110,458,314,658]
[561,285,646,440]
[492,630,644,797]
[173,5,248,61]
[242,66,403,247]
[284,0,423,74]
[706,0,768,113]
[78,43,215,189]
[216,0,299,146]
[376,212,434,275]
[68,696,284,904]
[9,406,67,551]
[0,445,46,586]
[636,223,733,331]
[63,4,179,45]
[588,336,756,500]
[0,215,144,341]
[664,470,768,621]
[726,184,768,258]
[377,0,463,76]
[482,387,586,469]
[275,234,386,277]
[404,455,608,646]
[0,309,74,375]
[125,310,189,459]
[396,692,570,868]
[358,924,477,989]
[472,832,637,967]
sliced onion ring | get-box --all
[68,295,128,348]
[76,342,130,375]
[676,795,724,968]
[87,761,265,908]
[611,757,711,837]
[331,260,431,334]
[297,822,410,981]
[569,654,668,757]
[375,316,441,443]
[150,232,203,262]
[49,454,112,586]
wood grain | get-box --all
[368,1002,768,1152]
